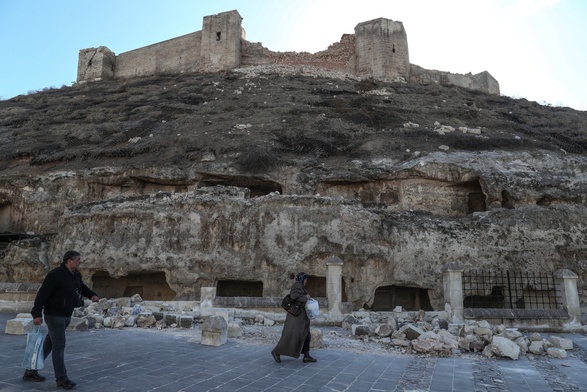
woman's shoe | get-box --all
[303,354,317,363]
[271,351,281,363]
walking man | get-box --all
[23,250,99,390]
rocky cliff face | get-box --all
[1,65,587,312]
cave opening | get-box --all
[91,271,176,300]
[216,280,263,297]
[0,202,12,232]
[371,285,433,311]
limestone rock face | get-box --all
[2,69,587,314]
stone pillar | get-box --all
[554,269,581,324]
[200,287,216,308]
[442,263,464,324]
[326,255,344,318]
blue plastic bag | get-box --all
[305,298,320,320]
[22,326,45,370]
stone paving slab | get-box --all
[1,311,587,391]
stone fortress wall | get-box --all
[76,10,499,95]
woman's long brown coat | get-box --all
[272,281,310,358]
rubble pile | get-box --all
[5,297,575,360]
[340,311,573,360]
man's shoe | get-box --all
[303,355,317,363]
[56,378,77,390]
[271,351,281,363]
[22,370,46,382]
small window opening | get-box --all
[216,32,221,41]
[392,44,396,53]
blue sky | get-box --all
[1,0,585,110]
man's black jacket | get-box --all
[31,262,97,319]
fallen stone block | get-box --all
[341,315,360,330]
[528,341,544,354]
[227,322,243,338]
[375,324,394,338]
[352,325,370,336]
[179,316,193,329]
[201,316,228,346]
[124,316,137,327]
[547,347,567,359]
[67,317,89,332]
[164,314,179,326]
[548,336,573,350]
[136,314,157,328]
[310,327,323,348]
[5,318,35,335]
[490,336,520,360]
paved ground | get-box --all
[2,312,587,392]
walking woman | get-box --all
[271,272,316,363]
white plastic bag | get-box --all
[22,326,45,370]
[305,298,320,320]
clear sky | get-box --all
[1,0,585,111]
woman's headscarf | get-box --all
[296,272,308,283]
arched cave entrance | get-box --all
[453,179,486,214]
[216,280,263,297]
[91,271,176,300]
[371,285,433,311]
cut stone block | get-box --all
[179,316,193,329]
[66,317,89,332]
[201,316,228,346]
[5,318,35,335]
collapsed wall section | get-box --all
[241,34,355,74]
[410,64,500,95]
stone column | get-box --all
[554,269,581,324]
[200,287,216,309]
[442,263,464,324]
[325,255,344,318]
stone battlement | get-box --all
[77,10,498,95]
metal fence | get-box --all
[462,270,561,310]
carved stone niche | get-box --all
[91,271,176,300]
[371,285,433,311]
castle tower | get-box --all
[76,46,116,82]
[199,10,243,72]
[354,18,409,81]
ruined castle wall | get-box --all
[115,32,202,79]
[410,64,500,95]
[241,34,355,74]
[354,18,410,81]
[75,11,499,95]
